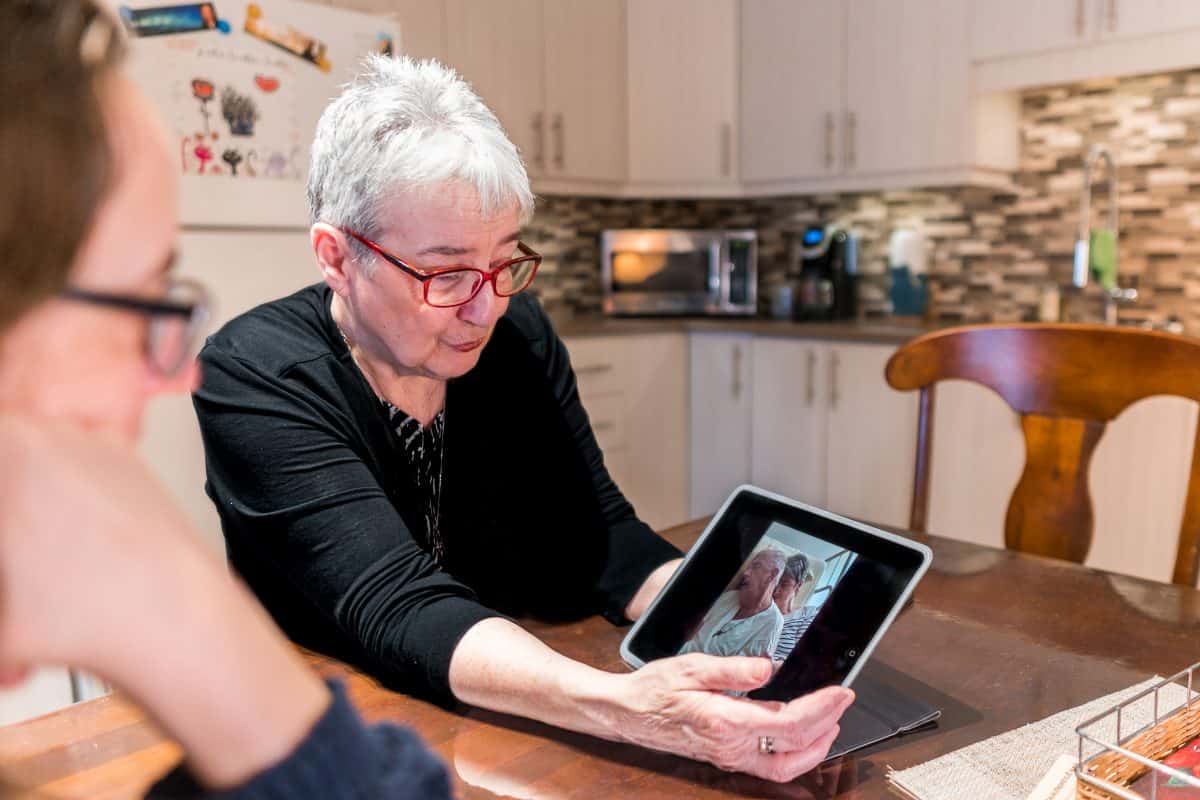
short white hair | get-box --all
[307,55,534,255]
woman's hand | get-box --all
[0,414,210,672]
[602,653,854,783]
[0,414,331,790]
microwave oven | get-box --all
[600,229,758,316]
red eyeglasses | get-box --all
[344,230,541,308]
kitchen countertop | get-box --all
[554,315,945,345]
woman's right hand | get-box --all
[601,653,854,782]
[0,413,215,673]
[0,414,332,790]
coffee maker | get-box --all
[792,225,859,321]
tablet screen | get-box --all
[622,487,930,700]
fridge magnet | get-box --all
[244,149,258,177]
[253,74,280,93]
[119,3,231,37]
[221,148,243,176]
[192,136,215,174]
[375,32,394,57]
[221,86,259,136]
[263,150,288,178]
[244,4,331,73]
[191,78,215,135]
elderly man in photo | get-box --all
[680,549,788,659]
[192,55,851,782]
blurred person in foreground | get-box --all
[0,2,449,797]
[192,54,853,781]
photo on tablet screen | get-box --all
[677,522,859,662]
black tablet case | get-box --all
[823,664,942,762]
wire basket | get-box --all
[1075,663,1200,799]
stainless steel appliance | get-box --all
[601,229,757,316]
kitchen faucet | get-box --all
[1072,143,1136,324]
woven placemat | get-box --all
[886,676,1194,800]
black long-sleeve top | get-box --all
[193,284,681,703]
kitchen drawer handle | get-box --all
[551,112,565,170]
[824,112,835,169]
[805,349,816,406]
[845,111,857,170]
[1076,0,1086,36]
[830,351,840,409]
[732,344,743,399]
[531,111,545,170]
[592,420,616,432]
[720,122,732,177]
[1108,0,1117,32]
[575,363,614,375]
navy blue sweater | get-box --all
[147,681,450,798]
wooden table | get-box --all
[1,521,1198,799]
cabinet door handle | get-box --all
[731,343,743,400]
[720,122,732,177]
[531,111,545,170]
[824,112,835,169]
[575,363,613,375]
[551,113,564,170]
[1108,0,1117,32]
[844,111,857,169]
[1076,0,1086,36]
[805,349,816,406]
[829,351,840,409]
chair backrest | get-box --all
[885,323,1200,586]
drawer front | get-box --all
[565,337,626,397]
[578,389,626,452]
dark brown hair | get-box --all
[0,0,126,331]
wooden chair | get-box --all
[885,323,1200,586]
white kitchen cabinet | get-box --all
[444,0,545,177]
[564,334,689,531]
[749,338,916,529]
[972,0,1200,93]
[445,1,626,189]
[1102,0,1200,41]
[689,333,753,518]
[845,0,973,176]
[972,0,1200,59]
[823,343,918,527]
[924,380,1023,549]
[740,1,844,183]
[626,0,739,191]
[970,0,1092,60]
[742,0,1017,195]
[540,1,627,186]
[750,338,827,507]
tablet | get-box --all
[620,485,932,701]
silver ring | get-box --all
[758,735,775,755]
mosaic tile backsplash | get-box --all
[525,68,1200,333]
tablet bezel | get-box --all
[619,485,932,695]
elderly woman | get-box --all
[0,3,449,797]
[773,554,820,662]
[193,55,852,781]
